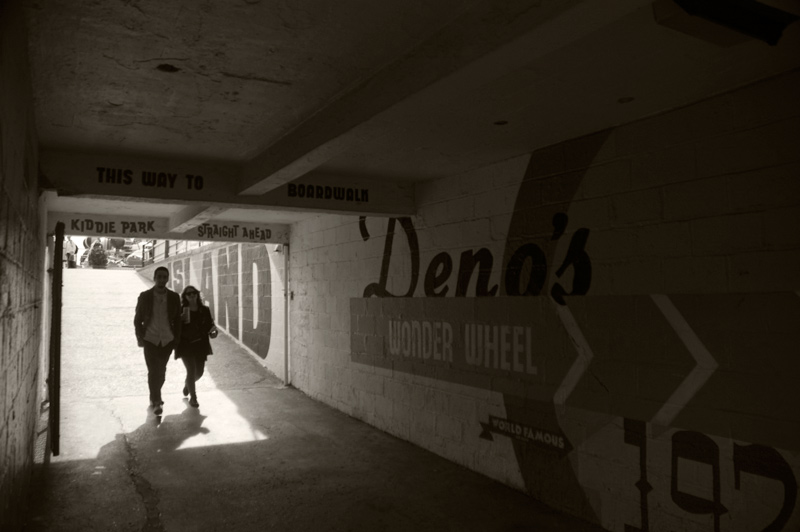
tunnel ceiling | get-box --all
[25,0,800,237]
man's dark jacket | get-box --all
[134,287,183,346]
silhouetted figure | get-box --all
[63,236,78,268]
[176,285,217,408]
[134,266,182,416]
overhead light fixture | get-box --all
[653,0,798,46]
[156,64,181,73]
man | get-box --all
[133,266,182,416]
[63,236,78,269]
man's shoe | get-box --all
[189,397,199,408]
[183,385,189,397]
[154,403,163,416]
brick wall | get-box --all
[0,1,45,529]
[139,242,287,379]
[290,70,800,531]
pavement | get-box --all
[22,268,604,532]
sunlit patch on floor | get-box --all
[174,379,268,450]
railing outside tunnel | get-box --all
[150,239,213,264]
[64,236,215,269]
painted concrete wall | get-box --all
[140,242,287,380]
[0,1,45,528]
[289,70,800,531]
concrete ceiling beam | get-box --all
[238,0,652,195]
[169,205,230,234]
[40,149,415,217]
[48,211,290,244]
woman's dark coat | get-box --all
[175,305,215,359]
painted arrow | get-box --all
[650,294,718,428]
[553,301,596,409]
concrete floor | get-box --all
[22,268,604,532]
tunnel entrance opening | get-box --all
[42,224,292,461]
[59,232,290,367]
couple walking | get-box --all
[133,266,218,415]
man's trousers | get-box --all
[143,340,173,404]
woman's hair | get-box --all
[181,285,208,307]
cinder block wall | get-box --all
[140,242,287,379]
[289,70,800,531]
[0,1,45,529]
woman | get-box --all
[176,285,218,407]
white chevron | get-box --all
[553,302,595,407]
[650,294,718,427]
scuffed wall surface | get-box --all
[0,0,44,529]
[139,242,286,380]
[291,70,800,531]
